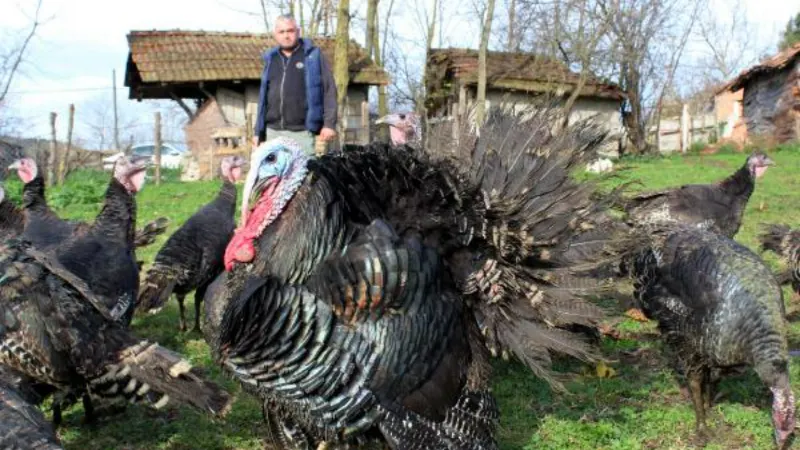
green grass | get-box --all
[7,146,800,449]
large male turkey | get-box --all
[138,155,246,332]
[622,150,774,238]
[0,156,233,424]
[630,225,794,448]
[8,157,169,250]
[759,223,800,298]
[205,106,638,448]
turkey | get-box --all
[52,155,150,327]
[759,223,800,298]
[137,155,246,332]
[0,184,25,241]
[629,225,794,448]
[205,106,639,448]
[8,157,169,250]
[622,150,774,238]
[0,159,233,424]
[0,367,63,450]
[375,112,421,147]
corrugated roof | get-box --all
[725,42,800,92]
[426,48,624,99]
[125,30,389,88]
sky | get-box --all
[1,0,798,147]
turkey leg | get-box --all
[688,368,709,442]
[177,293,187,332]
[193,283,209,333]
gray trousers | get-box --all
[265,129,324,157]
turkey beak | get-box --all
[8,161,20,171]
[375,115,397,126]
[763,156,775,166]
[249,175,273,209]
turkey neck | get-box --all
[90,178,137,246]
[22,176,53,216]
[213,180,237,216]
[717,164,755,201]
[249,174,353,283]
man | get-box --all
[253,15,338,156]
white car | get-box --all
[102,143,187,171]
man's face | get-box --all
[274,20,299,49]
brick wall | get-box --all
[184,99,227,157]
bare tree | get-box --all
[695,0,765,84]
[598,0,704,155]
[475,0,497,125]
[0,0,44,104]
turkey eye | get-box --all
[265,153,277,164]
[399,114,406,120]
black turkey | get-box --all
[138,155,246,332]
[630,225,794,448]
[622,150,773,238]
[205,106,638,448]
[0,158,233,422]
[8,157,169,250]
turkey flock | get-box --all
[0,105,796,449]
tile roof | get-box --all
[125,29,389,88]
[723,42,800,92]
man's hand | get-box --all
[251,136,260,148]
[319,127,336,141]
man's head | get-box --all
[273,15,300,50]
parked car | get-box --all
[102,143,188,171]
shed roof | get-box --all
[426,48,624,102]
[723,42,800,92]
[125,30,388,99]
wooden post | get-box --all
[361,100,369,144]
[47,112,57,187]
[680,103,690,153]
[154,111,162,185]
[58,104,75,185]
[245,113,253,154]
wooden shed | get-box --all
[424,48,625,156]
[723,43,800,144]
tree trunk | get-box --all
[47,112,57,187]
[58,104,75,185]
[475,0,496,125]
[418,0,438,116]
[507,0,516,51]
[365,0,378,58]
[372,1,390,141]
[334,0,351,147]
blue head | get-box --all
[239,137,311,233]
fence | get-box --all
[649,104,717,153]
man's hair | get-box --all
[274,14,298,26]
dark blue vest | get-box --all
[255,38,325,136]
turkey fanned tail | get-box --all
[434,106,641,386]
[133,217,170,248]
[136,264,179,313]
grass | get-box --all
[5,145,800,449]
